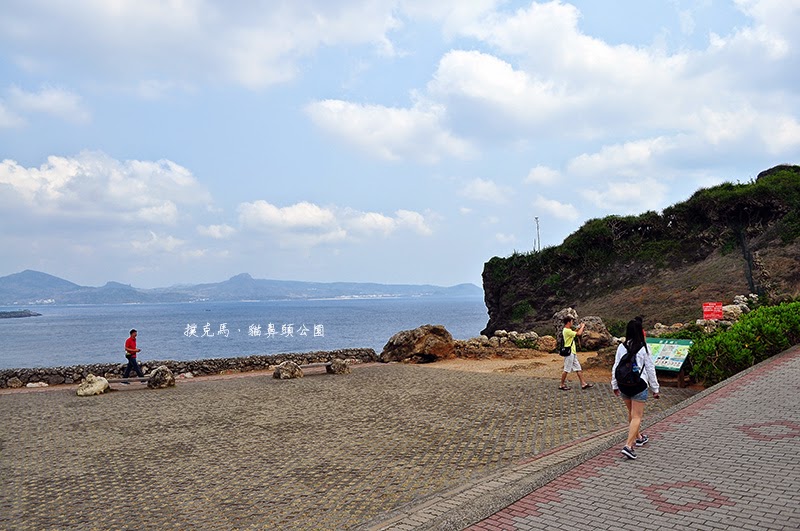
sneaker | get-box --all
[621,446,637,459]
[635,434,649,447]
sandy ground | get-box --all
[422,350,612,384]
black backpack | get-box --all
[556,330,573,356]
[615,347,647,394]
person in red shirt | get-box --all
[123,329,145,378]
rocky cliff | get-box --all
[482,165,800,335]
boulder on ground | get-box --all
[552,308,578,331]
[722,304,744,321]
[380,324,455,363]
[326,358,351,375]
[77,374,109,396]
[147,365,176,389]
[7,377,23,389]
[48,374,65,386]
[273,361,303,379]
[583,345,618,369]
[577,316,614,350]
[536,335,557,352]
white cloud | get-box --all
[691,108,800,155]
[131,231,185,254]
[305,99,471,163]
[525,165,560,185]
[9,86,90,123]
[568,138,675,178]
[714,0,797,60]
[579,179,668,214]
[138,201,179,225]
[426,50,572,138]
[532,195,579,221]
[0,151,210,225]
[458,178,510,204]
[346,211,397,236]
[0,102,24,127]
[197,224,236,239]
[678,9,696,36]
[238,200,433,246]
[395,209,433,235]
[566,108,800,181]
[0,0,405,90]
[400,0,499,35]
[238,200,337,230]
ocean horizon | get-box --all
[0,297,488,370]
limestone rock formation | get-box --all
[327,358,351,374]
[552,308,578,331]
[380,324,455,363]
[76,374,109,396]
[536,335,557,352]
[577,316,614,350]
[722,304,744,321]
[147,365,176,389]
[583,345,618,369]
[549,309,613,351]
[273,361,303,379]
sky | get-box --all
[0,0,798,289]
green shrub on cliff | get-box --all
[689,301,800,386]
[511,300,534,322]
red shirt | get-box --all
[125,337,137,358]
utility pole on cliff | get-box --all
[534,216,541,252]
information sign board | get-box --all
[646,338,692,372]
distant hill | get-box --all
[0,270,81,303]
[0,270,483,305]
[482,164,800,334]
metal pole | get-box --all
[534,217,540,252]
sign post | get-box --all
[702,302,723,320]
[646,338,693,387]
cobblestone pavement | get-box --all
[0,363,695,530]
[408,345,800,531]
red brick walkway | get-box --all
[468,346,800,531]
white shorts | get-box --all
[563,353,582,373]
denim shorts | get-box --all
[621,388,648,402]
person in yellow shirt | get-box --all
[559,317,593,390]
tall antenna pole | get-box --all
[534,216,540,252]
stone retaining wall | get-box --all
[0,348,378,388]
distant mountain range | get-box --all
[0,270,483,305]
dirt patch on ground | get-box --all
[425,347,702,390]
[420,349,612,384]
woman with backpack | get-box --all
[611,318,660,460]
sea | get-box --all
[0,297,489,370]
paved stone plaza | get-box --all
[0,363,693,530]
[385,346,800,531]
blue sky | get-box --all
[0,1,798,289]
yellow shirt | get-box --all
[563,327,577,354]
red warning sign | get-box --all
[702,302,723,320]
